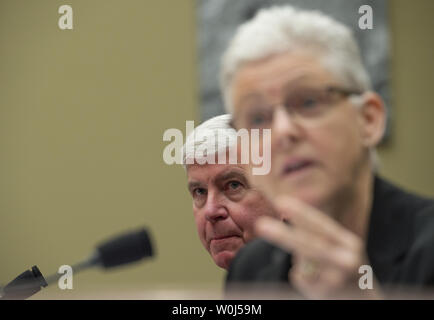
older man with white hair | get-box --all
[183,114,277,270]
[221,6,434,298]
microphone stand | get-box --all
[44,253,100,286]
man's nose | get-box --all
[272,106,302,151]
[203,192,228,223]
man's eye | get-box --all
[227,181,242,191]
[193,188,207,197]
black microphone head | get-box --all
[95,227,154,269]
[1,266,47,300]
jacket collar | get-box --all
[366,176,413,281]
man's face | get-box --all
[231,51,376,212]
[187,163,276,269]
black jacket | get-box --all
[226,176,434,293]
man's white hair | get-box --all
[183,114,236,167]
[220,5,372,113]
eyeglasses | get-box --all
[231,85,362,130]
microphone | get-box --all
[98,226,154,268]
[0,266,48,300]
[89,226,155,270]
[0,227,155,300]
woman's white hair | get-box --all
[220,5,372,113]
[183,114,236,168]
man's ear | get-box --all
[357,91,387,148]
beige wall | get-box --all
[0,0,433,298]
[378,0,434,197]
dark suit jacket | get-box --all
[226,176,434,293]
